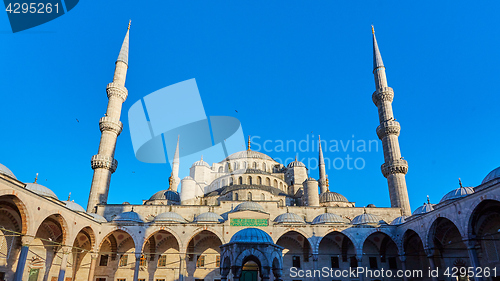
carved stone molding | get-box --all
[99,117,123,135]
[376,120,401,139]
[106,83,128,102]
[372,86,394,106]
[381,159,408,177]
[91,154,118,173]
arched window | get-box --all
[257,176,262,185]
[225,163,229,172]
[248,192,252,201]
[234,193,239,201]
[253,162,258,169]
[261,193,265,201]
[222,179,226,187]
[248,177,252,185]
[229,177,233,186]
[266,177,271,186]
[274,179,278,188]
[234,162,239,170]
[263,162,267,172]
[243,162,247,169]
[218,166,223,173]
[279,182,282,190]
[238,177,243,185]
[279,199,284,207]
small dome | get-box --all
[183,176,194,180]
[319,191,348,203]
[352,212,384,225]
[390,216,408,225]
[287,160,306,168]
[233,202,266,213]
[482,166,500,184]
[412,203,435,216]
[0,163,16,179]
[366,204,376,208]
[230,228,273,244]
[274,212,305,224]
[63,201,85,212]
[312,213,349,224]
[88,213,107,223]
[194,212,224,223]
[149,190,180,201]
[224,151,274,161]
[112,211,145,223]
[192,158,210,168]
[304,177,317,182]
[154,212,187,223]
[440,185,474,203]
[25,183,58,200]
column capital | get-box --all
[21,235,34,246]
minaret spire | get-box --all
[371,26,411,216]
[87,23,131,212]
[169,136,181,191]
[318,135,328,194]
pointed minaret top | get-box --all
[372,25,384,71]
[247,135,251,151]
[173,136,180,163]
[117,21,130,66]
[318,135,325,165]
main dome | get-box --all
[0,163,16,179]
[224,150,274,161]
[25,183,58,200]
[287,160,305,168]
[230,228,273,244]
[233,201,266,213]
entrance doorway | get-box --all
[241,260,259,281]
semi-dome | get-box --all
[154,212,187,223]
[25,183,58,200]
[482,166,500,184]
[440,185,474,203]
[112,211,145,223]
[149,190,180,202]
[224,150,274,161]
[194,212,224,223]
[63,200,85,212]
[274,212,305,224]
[412,202,435,216]
[287,160,306,168]
[233,201,266,213]
[88,213,107,223]
[0,163,16,179]
[229,228,273,244]
[312,213,349,224]
[351,212,384,225]
[319,191,348,203]
[390,216,408,225]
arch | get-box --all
[257,176,262,185]
[229,177,234,186]
[238,177,243,185]
[234,193,239,201]
[185,228,225,253]
[234,248,269,269]
[234,162,239,170]
[248,176,252,185]
[222,179,226,187]
[35,213,69,245]
[362,231,400,270]
[218,166,223,173]
[266,177,271,186]
[71,226,96,279]
[427,217,469,271]
[261,193,265,201]
[402,229,429,272]
[467,199,500,266]
[225,163,229,172]
[273,179,278,188]
[98,227,138,253]
[142,228,181,253]
[318,231,355,264]
[263,163,267,172]
[248,192,252,201]
[0,194,30,235]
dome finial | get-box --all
[427,195,430,204]
[459,178,463,188]
[363,207,367,214]
[34,173,38,183]
[68,192,71,201]
[201,155,203,161]
[326,176,329,188]
[128,19,131,30]
[131,206,134,212]
[247,135,251,151]
[371,24,375,34]
[295,154,298,161]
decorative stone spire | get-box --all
[169,136,181,191]
[371,26,411,216]
[318,135,328,194]
[87,23,131,213]
[247,135,251,151]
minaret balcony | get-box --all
[99,117,123,135]
[381,159,408,178]
[106,82,128,102]
[376,120,401,139]
[91,154,118,173]
[372,86,394,106]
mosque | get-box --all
[0,24,499,281]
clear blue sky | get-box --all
[1,1,499,212]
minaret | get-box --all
[168,136,181,191]
[371,26,411,216]
[87,22,131,212]
[318,135,328,194]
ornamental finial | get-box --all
[427,195,430,204]
[34,173,38,184]
[459,178,463,188]
[68,192,71,201]
[128,20,131,30]
[371,25,375,34]
[247,135,251,151]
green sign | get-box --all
[230,218,268,227]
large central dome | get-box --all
[223,150,274,162]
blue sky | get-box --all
[1,1,499,212]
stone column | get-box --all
[399,255,408,281]
[468,245,483,281]
[427,254,438,281]
[14,236,33,281]
[57,249,70,281]
[87,254,98,281]
[179,255,187,281]
[356,255,364,281]
[133,253,141,281]
[312,254,319,281]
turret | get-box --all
[371,26,411,215]
[87,22,131,212]
[180,176,197,204]
[303,178,319,207]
